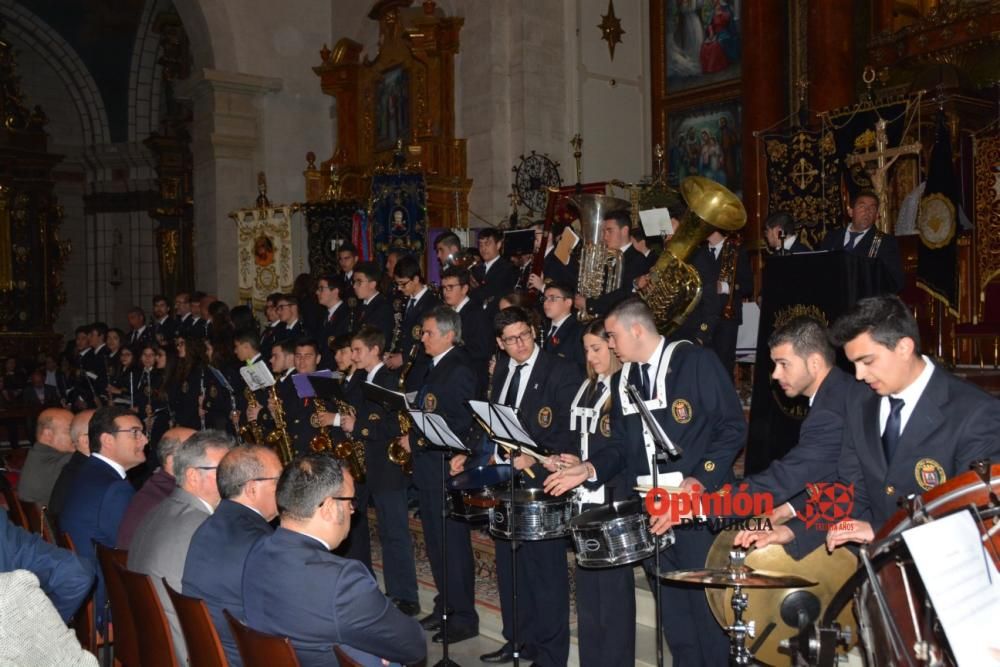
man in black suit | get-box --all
[274,294,306,343]
[440,267,492,396]
[433,231,464,271]
[174,292,195,337]
[350,261,395,337]
[339,325,419,616]
[258,292,284,362]
[242,454,426,667]
[188,291,209,338]
[314,274,350,369]
[384,255,440,370]
[336,241,359,302]
[125,307,154,348]
[402,306,481,643]
[472,228,519,310]
[151,295,176,344]
[751,295,1000,557]
[540,283,585,372]
[819,190,904,293]
[460,306,582,666]
[604,298,746,666]
[575,210,649,318]
[183,445,281,667]
[705,229,754,378]
[764,211,809,255]
[76,322,110,408]
[273,338,322,458]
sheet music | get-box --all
[407,411,469,452]
[638,207,672,237]
[208,365,235,393]
[239,361,275,392]
[901,510,1000,666]
[363,382,417,409]
[292,370,334,398]
[467,400,545,459]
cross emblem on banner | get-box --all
[791,158,819,189]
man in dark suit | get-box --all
[183,445,281,667]
[401,307,482,643]
[125,307,154,348]
[472,228,519,310]
[764,211,809,255]
[340,325,419,616]
[460,306,582,666]
[76,322,110,409]
[174,292,195,337]
[273,338,322,458]
[385,255,440,370]
[575,210,649,318]
[819,190,904,293]
[258,292,284,362]
[187,291,210,339]
[274,294,306,343]
[17,408,74,506]
[243,454,426,667]
[151,295,176,344]
[48,409,94,529]
[540,283,585,372]
[0,511,94,622]
[351,261,395,337]
[336,241,359,302]
[604,298,746,666]
[704,229,754,378]
[440,267,492,397]
[60,406,147,621]
[23,370,62,410]
[315,273,350,363]
[753,295,1000,557]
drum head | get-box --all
[570,499,645,527]
[449,464,514,491]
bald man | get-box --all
[47,410,95,530]
[17,408,75,506]
[116,427,196,549]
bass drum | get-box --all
[704,526,857,666]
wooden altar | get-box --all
[308,0,471,229]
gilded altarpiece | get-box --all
[309,0,471,231]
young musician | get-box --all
[385,255,440,370]
[171,335,207,430]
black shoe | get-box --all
[479,643,516,664]
[392,598,421,617]
[432,624,479,644]
[419,613,442,631]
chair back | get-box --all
[223,609,301,667]
[164,580,227,667]
[57,532,97,654]
[333,645,364,667]
[984,280,1000,324]
[19,500,53,542]
[117,565,179,667]
[95,544,140,667]
[1,485,29,529]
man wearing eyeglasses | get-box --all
[440,266,492,397]
[128,430,233,666]
[183,445,283,667]
[244,454,426,667]
[275,338,325,458]
[61,406,148,625]
[274,294,306,343]
[350,261,395,338]
[385,255,440,371]
[315,274,350,365]
[456,306,582,666]
[541,282,585,372]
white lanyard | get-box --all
[571,379,611,506]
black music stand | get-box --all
[466,399,551,667]
[625,383,683,667]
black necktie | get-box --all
[712,246,719,260]
[589,381,606,408]
[639,363,651,400]
[847,230,862,249]
[505,363,526,407]
[406,297,416,317]
[882,397,904,463]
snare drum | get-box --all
[569,499,673,568]
[489,487,576,541]
[447,488,498,522]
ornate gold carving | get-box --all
[973,131,1000,316]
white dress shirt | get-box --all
[879,355,935,436]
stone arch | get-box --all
[173,0,240,72]
[0,0,110,146]
[128,0,170,144]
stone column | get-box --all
[180,68,281,299]
[807,0,855,114]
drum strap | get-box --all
[571,378,612,506]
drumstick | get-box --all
[499,443,537,479]
[634,485,685,495]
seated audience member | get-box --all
[127,430,232,666]
[17,408,75,506]
[243,454,426,667]
[183,445,282,666]
[47,410,95,529]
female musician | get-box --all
[134,344,173,461]
[105,328,125,387]
[171,335,207,430]
[106,346,137,408]
[201,336,239,435]
[543,319,635,667]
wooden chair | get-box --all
[117,564,179,667]
[164,580,227,667]
[1,485,29,530]
[223,609,301,667]
[333,646,363,667]
[955,279,1000,367]
[95,544,139,667]
[19,500,54,543]
[57,532,99,656]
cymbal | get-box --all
[660,566,817,589]
[448,464,514,491]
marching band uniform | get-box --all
[671,246,721,347]
[471,256,518,311]
[153,315,176,344]
[355,291,395,339]
[610,338,746,666]
[170,364,205,430]
[584,245,647,318]
[126,324,154,348]
[203,363,239,435]
[705,236,753,377]
[396,286,440,355]
[318,302,350,365]
[541,314,585,372]
[274,319,305,345]
[453,295,492,398]
[569,375,636,667]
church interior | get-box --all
[1,0,1000,666]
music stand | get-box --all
[466,399,551,667]
[625,383,682,667]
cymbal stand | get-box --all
[727,583,755,666]
[435,451,460,667]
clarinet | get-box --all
[199,367,207,430]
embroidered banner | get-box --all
[231,205,296,314]
[369,171,427,267]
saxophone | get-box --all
[387,343,420,474]
[718,236,741,321]
[264,386,295,466]
[321,398,367,484]
[239,388,265,445]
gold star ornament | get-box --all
[598,0,625,60]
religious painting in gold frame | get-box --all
[658,0,741,94]
[665,98,743,197]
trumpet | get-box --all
[239,387,265,445]
[264,386,295,466]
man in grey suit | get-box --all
[127,430,233,664]
[17,408,74,506]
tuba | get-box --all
[638,176,746,334]
[568,193,632,320]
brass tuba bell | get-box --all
[568,193,632,320]
[637,176,746,334]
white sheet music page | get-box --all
[901,509,1000,666]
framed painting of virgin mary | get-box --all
[656,0,742,94]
